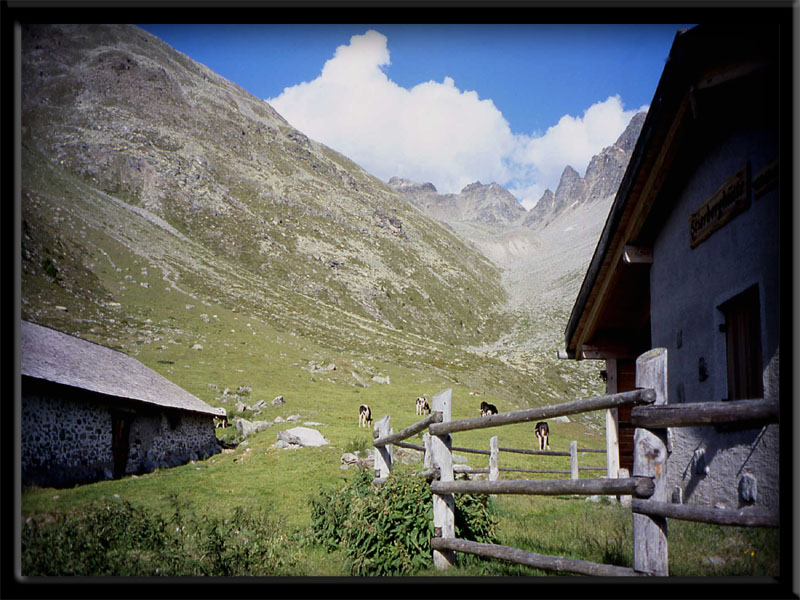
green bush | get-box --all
[21,499,301,576]
[310,466,499,576]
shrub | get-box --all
[21,500,301,576]
[310,466,499,576]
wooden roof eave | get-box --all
[564,92,693,360]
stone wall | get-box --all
[22,377,220,488]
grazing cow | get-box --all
[358,404,372,428]
[535,421,550,451]
[213,416,228,429]
[416,396,431,416]
[480,401,498,417]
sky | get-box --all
[139,23,692,209]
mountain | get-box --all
[387,178,526,226]
[388,112,647,413]
[523,112,646,228]
[21,23,553,407]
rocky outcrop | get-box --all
[524,111,647,228]
[388,178,526,226]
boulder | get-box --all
[276,427,329,447]
[233,417,272,439]
[270,395,285,406]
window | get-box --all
[720,285,764,400]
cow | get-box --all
[358,404,372,428]
[213,416,228,429]
[535,421,550,451]
[416,396,431,416]
[480,401,498,417]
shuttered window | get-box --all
[720,285,764,400]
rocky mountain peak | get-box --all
[387,176,437,194]
[389,178,525,226]
[616,111,647,153]
[524,111,647,228]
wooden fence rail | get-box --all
[430,538,642,577]
[631,499,779,528]
[631,398,779,428]
[430,476,655,498]
[428,388,656,436]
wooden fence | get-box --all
[372,347,780,576]
[388,434,606,480]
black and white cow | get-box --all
[480,401,498,417]
[534,421,550,451]
[416,396,431,416]
[358,404,373,427]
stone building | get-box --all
[563,23,784,511]
[21,320,226,488]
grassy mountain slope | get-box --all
[21,23,565,416]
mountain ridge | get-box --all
[20,23,607,414]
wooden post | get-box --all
[617,467,632,507]
[373,415,392,480]
[633,348,669,576]
[430,388,455,570]
[423,432,432,470]
[489,436,498,481]
[570,441,579,479]
[605,359,620,485]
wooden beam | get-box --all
[430,476,655,498]
[372,415,392,479]
[581,344,638,360]
[395,441,425,452]
[693,59,771,91]
[632,499,778,528]
[571,95,691,355]
[431,389,455,570]
[429,388,656,436]
[631,398,779,428]
[633,349,669,576]
[489,436,498,481]
[622,245,653,264]
[431,538,643,577]
[373,411,442,447]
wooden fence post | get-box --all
[423,432,432,470]
[605,359,621,483]
[489,436,498,481]
[570,441,579,479]
[431,388,456,570]
[373,415,392,480]
[633,348,669,576]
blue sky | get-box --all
[139,23,691,208]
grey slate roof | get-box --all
[21,320,225,418]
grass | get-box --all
[21,478,780,577]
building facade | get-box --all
[563,23,785,511]
[21,320,226,488]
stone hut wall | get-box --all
[22,377,220,488]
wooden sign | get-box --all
[689,164,750,249]
[753,159,778,200]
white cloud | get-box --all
[267,30,646,211]
[511,96,648,208]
